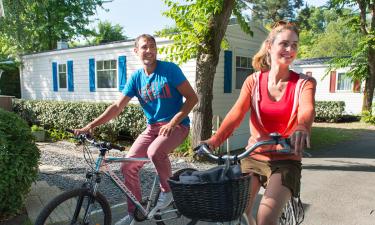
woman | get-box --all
[204,21,316,225]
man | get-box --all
[75,34,198,225]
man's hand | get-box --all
[73,124,93,136]
[290,130,310,156]
[158,123,176,136]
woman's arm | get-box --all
[207,76,254,148]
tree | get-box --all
[93,20,127,44]
[0,0,106,58]
[158,0,254,147]
[250,0,303,23]
[328,0,375,113]
[296,6,359,58]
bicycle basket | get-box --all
[168,172,251,222]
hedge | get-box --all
[12,99,147,141]
[315,101,346,122]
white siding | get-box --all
[291,64,363,114]
[20,38,197,104]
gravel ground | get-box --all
[37,141,216,205]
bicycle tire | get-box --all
[35,188,111,225]
[213,213,249,225]
[153,168,198,225]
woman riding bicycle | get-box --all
[75,34,198,225]
[203,21,316,225]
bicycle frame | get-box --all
[86,149,179,222]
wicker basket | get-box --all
[168,173,251,222]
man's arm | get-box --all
[75,95,132,134]
[159,80,198,136]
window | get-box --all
[337,72,352,91]
[96,60,117,88]
[58,64,67,89]
[235,56,254,89]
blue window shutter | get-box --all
[118,55,127,91]
[67,60,74,92]
[89,58,95,92]
[224,50,232,93]
[52,62,58,92]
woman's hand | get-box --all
[290,130,310,156]
[200,140,215,152]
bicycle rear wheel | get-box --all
[35,188,111,225]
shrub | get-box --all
[31,124,44,132]
[174,133,192,157]
[315,101,345,122]
[361,111,375,124]
[12,99,147,141]
[0,109,40,218]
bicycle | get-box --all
[35,130,183,225]
[35,131,303,225]
[173,132,304,225]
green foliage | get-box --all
[174,133,192,156]
[31,124,44,132]
[12,99,146,141]
[251,0,303,23]
[361,111,375,125]
[157,0,252,65]
[0,109,40,218]
[0,62,20,98]
[297,7,360,58]
[315,101,346,122]
[0,0,106,58]
[93,20,127,44]
[47,128,71,142]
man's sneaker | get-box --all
[148,191,173,219]
[114,214,134,225]
[156,191,173,209]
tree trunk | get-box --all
[362,46,375,113]
[191,0,235,148]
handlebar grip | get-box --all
[65,129,74,134]
[110,143,125,151]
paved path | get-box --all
[26,129,375,225]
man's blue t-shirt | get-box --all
[122,60,190,126]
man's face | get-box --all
[134,37,157,67]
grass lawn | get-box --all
[310,121,375,151]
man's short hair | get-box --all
[135,34,156,48]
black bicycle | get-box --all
[168,132,304,225]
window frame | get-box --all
[95,59,118,90]
[58,63,67,89]
[336,72,353,92]
[235,55,254,90]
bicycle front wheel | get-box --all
[35,188,111,225]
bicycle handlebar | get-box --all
[65,129,125,151]
[195,132,292,162]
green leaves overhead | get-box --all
[158,0,224,64]
[0,0,105,58]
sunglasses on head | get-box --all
[272,20,297,28]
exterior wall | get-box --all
[212,23,268,150]
[291,64,363,114]
[21,38,196,105]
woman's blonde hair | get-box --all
[252,21,299,72]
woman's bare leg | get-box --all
[256,173,291,225]
[245,174,262,225]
